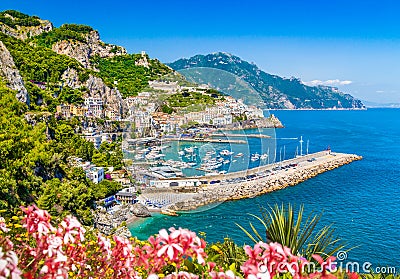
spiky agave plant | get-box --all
[236,204,349,260]
[206,238,247,273]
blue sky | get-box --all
[1,0,400,103]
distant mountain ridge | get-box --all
[362,100,400,108]
[169,52,364,110]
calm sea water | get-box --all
[130,109,400,267]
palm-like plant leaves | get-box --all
[237,204,348,260]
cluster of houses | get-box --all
[126,88,264,135]
[67,156,130,186]
[56,81,265,145]
[67,157,136,207]
[56,97,109,119]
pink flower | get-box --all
[0,248,22,279]
[210,270,241,279]
[164,271,199,279]
[21,205,55,237]
[43,235,63,258]
[155,228,206,265]
[0,217,9,233]
[309,255,337,279]
[58,216,86,244]
[157,229,184,261]
[241,241,306,279]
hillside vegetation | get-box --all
[91,54,172,97]
[0,9,178,224]
[0,81,124,223]
[0,9,41,28]
[31,23,94,47]
[0,32,90,110]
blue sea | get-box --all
[130,109,400,268]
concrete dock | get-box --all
[165,137,247,144]
[211,133,271,138]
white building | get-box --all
[213,114,233,126]
[245,106,264,119]
[83,130,102,149]
[86,167,104,184]
[149,179,201,188]
[134,111,153,134]
[84,97,103,118]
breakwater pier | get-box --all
[147,151,362,211]
[210,133,271,138]
[165,137,247,144]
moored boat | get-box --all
[161,208,179,216]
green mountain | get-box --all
[168,52,364,109]
[0,10,172,114]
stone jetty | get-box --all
[167,152,362,211]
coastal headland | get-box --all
[139,151,362,213]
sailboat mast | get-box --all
[283,145,286,161]
[299,136,304,156]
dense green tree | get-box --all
[92,179,123,200]
[0,82,46,210]
[0,83,123,223]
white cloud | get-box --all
[303,79,353,87]
[376,90,385,93]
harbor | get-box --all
[135,150,362,213]
[123,131,360,215]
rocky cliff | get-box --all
[52,30,126,69]
[0,40,29,104]
[85,75,126,116]
[93,204,151,237]
[59,68,126,116]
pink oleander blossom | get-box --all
[21,205,55,237]
[156,229,184,261]
[241,241,307,279]
[2,205,351,279]
[164,271,199,279]
[309,255,337,279]
[0,248,22,279]
[209,270,241,279]
[156,227,206,265]
[58,216,86,244]
[43,235,63,258]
